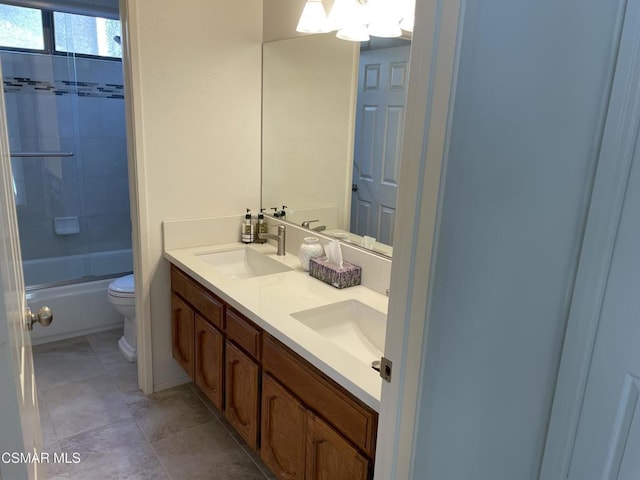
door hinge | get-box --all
[380,356,392,382]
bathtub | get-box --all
[25,249,133,345]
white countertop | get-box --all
[164,242,386,411]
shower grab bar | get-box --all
[10,152,74,158]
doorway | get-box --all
[0,0,138,460]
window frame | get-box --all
[0,5,122,62]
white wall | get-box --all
[262,34,358,230]
[123,0,263,390]
[409,0,624,479]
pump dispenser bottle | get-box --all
[242,209,254,244]
[256,209,268,243]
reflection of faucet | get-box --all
[301,219,326,232]
[271,206,287,218]
[258,224,286,256]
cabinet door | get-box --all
[261,374,306,480]
[171,294,194,379]
[306,412,369,480]
[225,341,260,449]
[195,314,223,410]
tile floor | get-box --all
[33,329,275,480]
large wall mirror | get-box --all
[261,3,412,258]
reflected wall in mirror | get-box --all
[262,15,411,258]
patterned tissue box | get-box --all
[308,256,361,289]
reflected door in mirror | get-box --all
[351,46,410,246]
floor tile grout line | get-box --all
[127,418,175,480]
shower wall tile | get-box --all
[4,94,19,138]
[33,95,61,139]
[83,177,109,216]
[18,218,88,261]
[86,214,132,253]
[81,138,128,177]
[110,176,131,214]
[52,95,76,139]
[77,96,104,138]
[83,176,129,217]
[102,99,126,138]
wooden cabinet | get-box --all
[225,340,260,449]
[261,374,306,480]
[262,334,377,457]
[171,294,194,379]
[194,314,224,410]
[170,265,377,479]
[226,308,261,359]
[306,412,369,480]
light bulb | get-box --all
[296,0,331,34]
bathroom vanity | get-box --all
[164,239,387,480]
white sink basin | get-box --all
[194,247,292,279]
[291,300,386,363]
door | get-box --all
[194,314,223,410]
[261,374,306,480]
[540,1,640,478]
[0,63,42,480]
[560,129,640,479]
[351,45,410,245]
[305,411,369,480]
[224,340,260,450]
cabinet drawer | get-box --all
[263,335,378,457]
[171,266,224,329]
[226,308,261,360]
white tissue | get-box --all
[325,240,344,268]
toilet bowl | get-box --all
[107,274,136,362]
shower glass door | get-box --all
[1,2,132,287]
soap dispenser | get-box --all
[256,209,268,243]
[242,209,254,244]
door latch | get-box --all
[380,356,392,382]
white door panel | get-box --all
[0,62,42,480]
[567,149,640,479]
[351,46,409,244]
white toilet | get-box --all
[107,274,136,362]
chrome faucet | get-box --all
[258,224,286,256]
[301,219,326,232]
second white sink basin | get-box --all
[291,300,386,363]
[195,247,292,280]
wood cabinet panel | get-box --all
[171,294,194,379]
[261,374,306,480]
[225,340,260,449]
[171,265,224,329]
[306,412,369,480]
[226,308,261,360]
[195,314,224,410]
[263,334,377,457]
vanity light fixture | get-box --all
[296,0,331,33]
[297,0,415,41]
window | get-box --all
[54,12,122,58]
[0,4,121,59]
[0,4,44,50]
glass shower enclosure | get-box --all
[1,2,132,287]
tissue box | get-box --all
[308,256,361,289]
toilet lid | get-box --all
[109,274,135,295]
